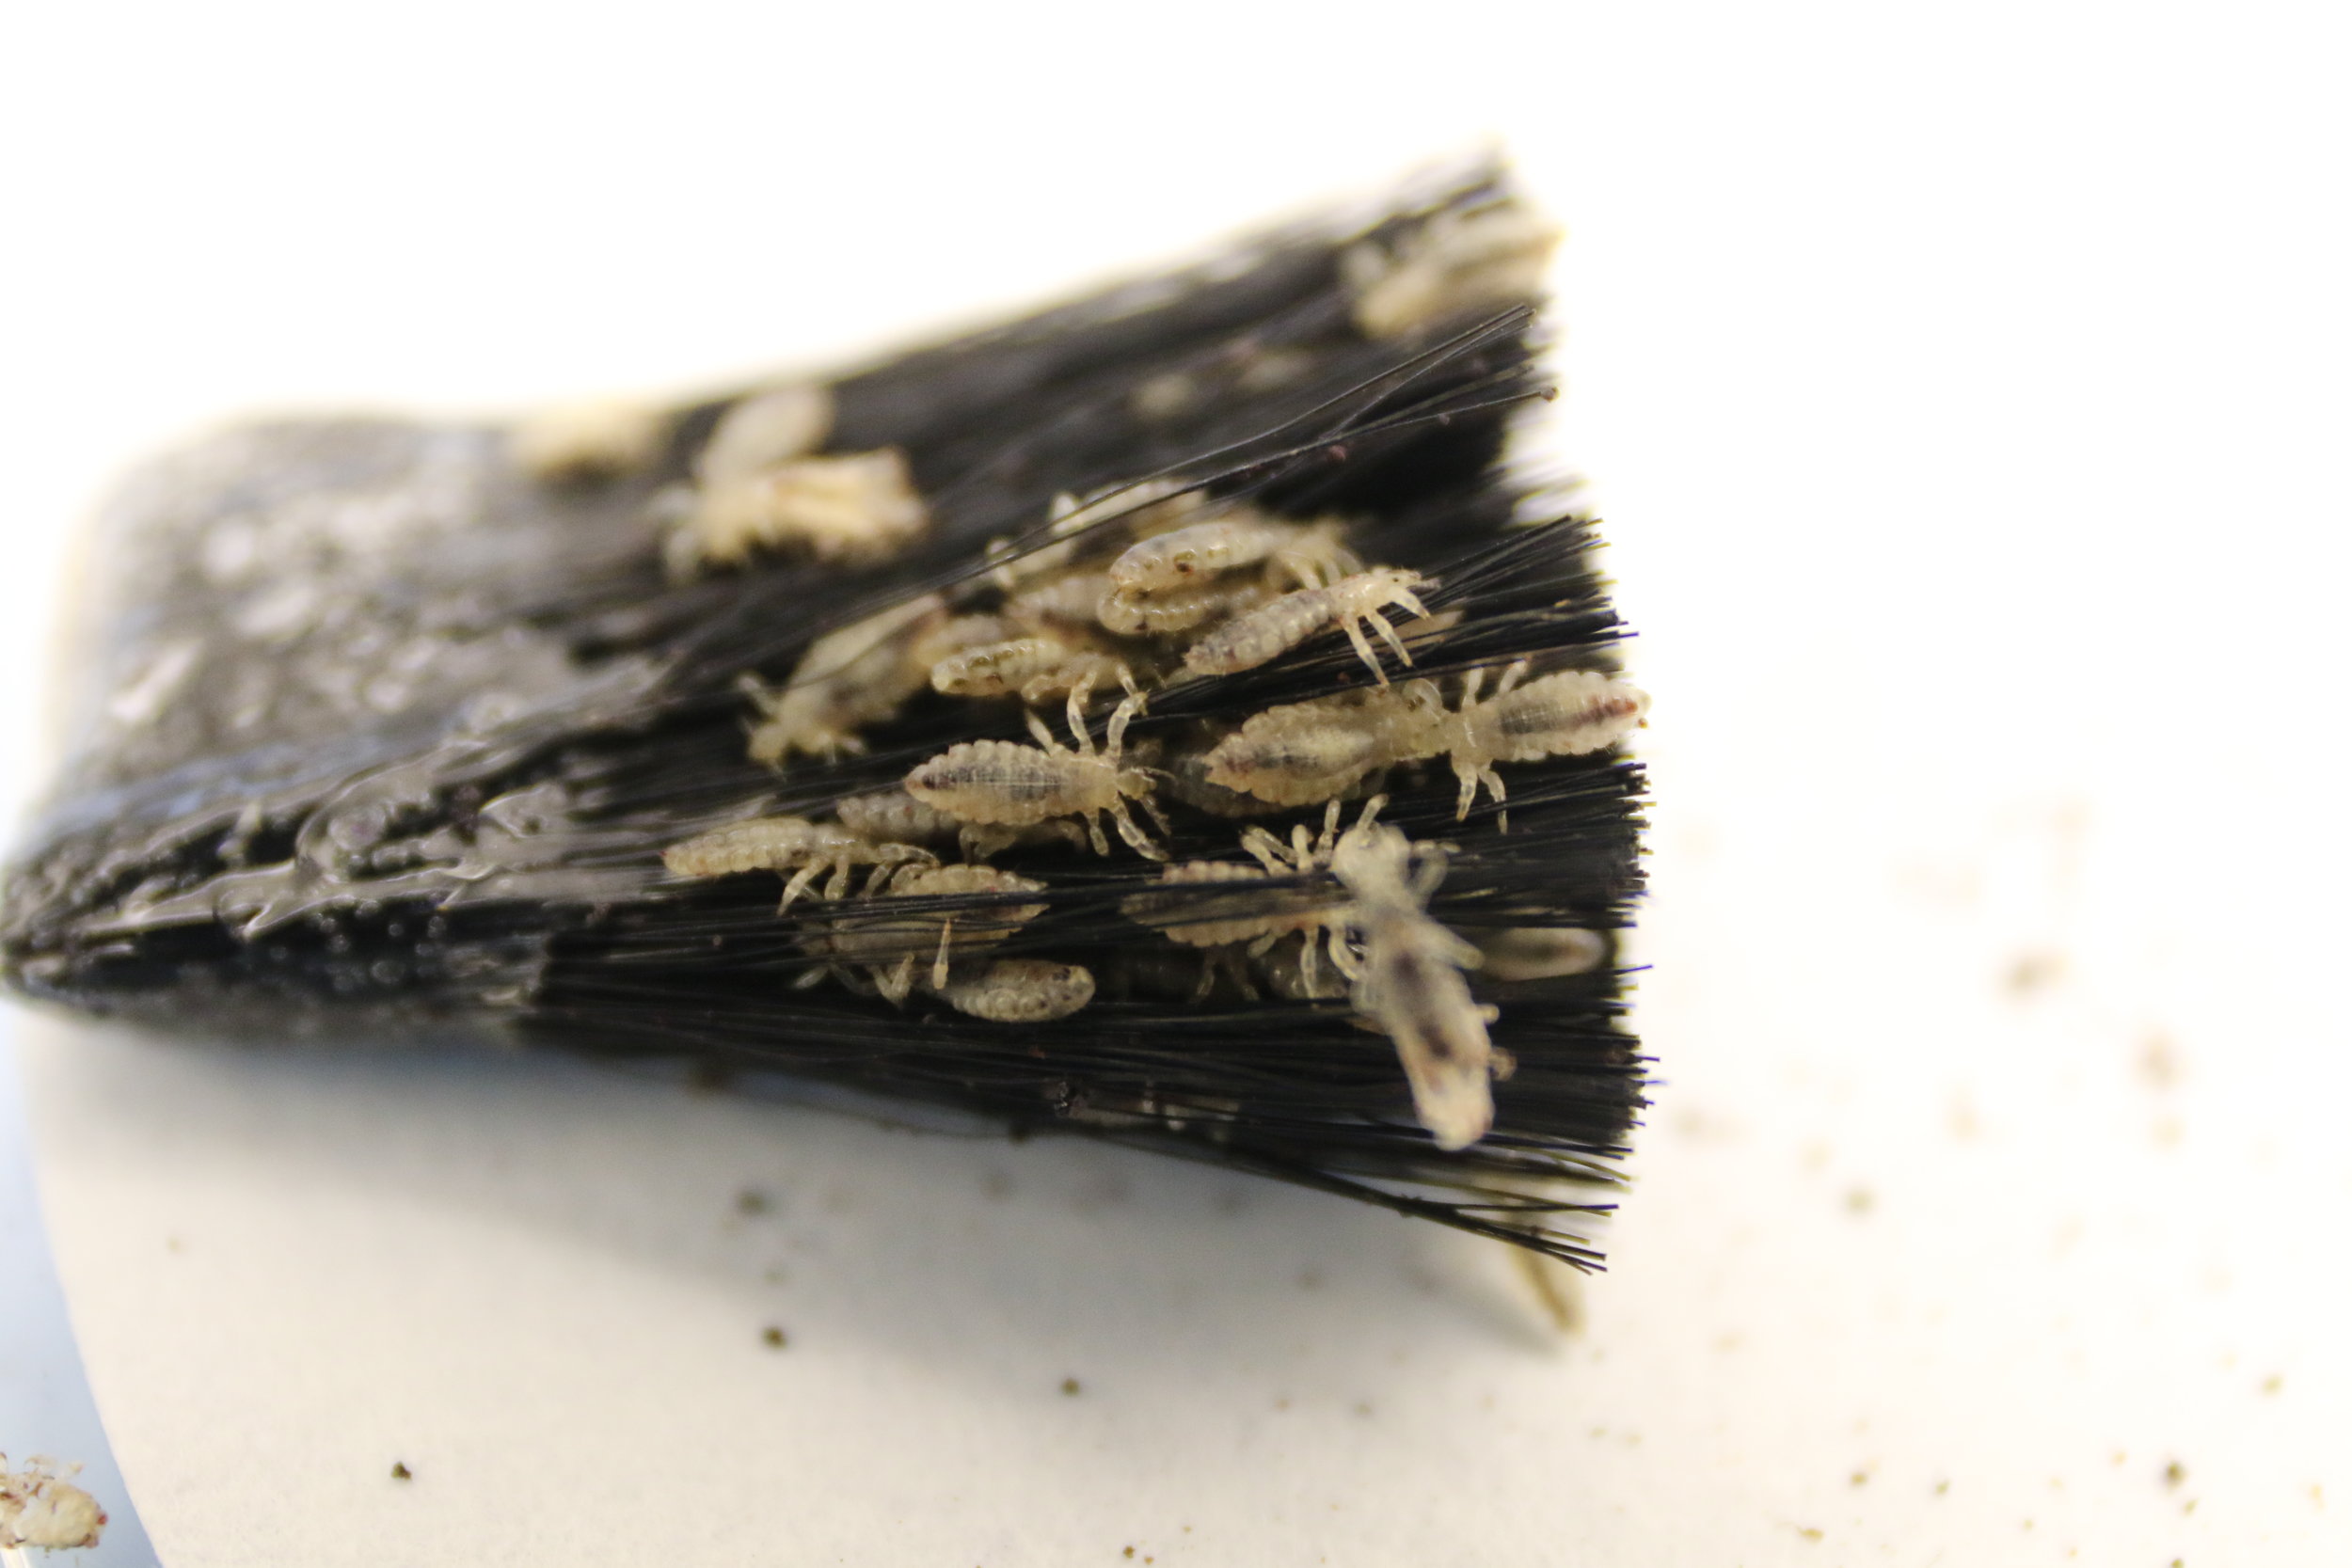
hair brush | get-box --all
[0,161,1650,1269]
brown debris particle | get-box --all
[735,1187,773,1216]
[762,1326,788,1350]
[1844,1186,1876,1215]
[1060,1377,1082,1397]
[390,1462,412,1481]
[2261,1374,2283,1395]
[2162,1460,2186,1489]
[2006,950,2067,996]
[1796,1526,1824,1543]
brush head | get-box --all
[0,164,1649,1266]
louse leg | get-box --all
[1453,758,1483,821]
[1493,657,1531,697]
[930,918,957,989]
[1312,800,1343,860]
[1024,707,1061,751]
[1485,767,1511,832]
[1066,676,1097,758]
[874,957,916,1006]
[1107,798,1167,862]
[1340,614,1391,685]
[1241,828,1289,874]
[1104,690,1141,763]
[824,860,858,900]
[1362,607,1414,668]
[1135,791,1172,838]
[777,862,828,910]
[1079,810,1111,856]
[1326,926,1366,982]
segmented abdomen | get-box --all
[905,740,1086,823]
[662,816,834,877]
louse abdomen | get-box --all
[905,741,1080,819]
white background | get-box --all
[4,3,2349,1563]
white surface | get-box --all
[5,3,2351,1563]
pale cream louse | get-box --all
[1095,572,1274,639]
[982,480,1199,595]
[1433,660,1650,825]
[662,816,936,909]
[1327,818,1500,1151]
[903,676,1168,861]
[1123,799,1388,998]
[835,786,1091,861]
[1200,682,1447,807]
[810,863,1050,1003]
[1199,660,1649,824]
[930,957,1096,1022]
[1180,566,1434,685]
[681,446,930,571]
[1106,515,1359,595]
[929,633,1143,708]
[744,597,1006,766]
[806,947,1096,1024]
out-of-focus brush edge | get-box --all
[0,160,1650,1268]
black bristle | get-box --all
[0,163,1650,1268]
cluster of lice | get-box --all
[664,817,1090,1022]
[1122,798,1509,1147]
[656,383,934,574]
[745,488,1419,783]
[696,466,1643,1105]
[744,595,1006,766]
